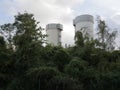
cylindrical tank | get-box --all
[46,23,63,46]
[73,14,94,39]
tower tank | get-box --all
[46,23,63,46]
[73,14,94,39]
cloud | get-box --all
[12,0,84,24]
[0,0,85,45]
[0,0,120,46]
[111,13,120,25]
[54,0,84,7]
[14,0,85,45]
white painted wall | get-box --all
[73,15,94,39]
[75,21,94,39]
[46,28,61,46]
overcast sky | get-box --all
[0,0,120,47]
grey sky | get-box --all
[0,0,120,47]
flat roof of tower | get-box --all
[46,23,63,31]
[73,14,94,26]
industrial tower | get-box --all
[73,14,94,39]
[46,23,63,46]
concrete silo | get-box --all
[46,23,63,46]
[73,14,94,39]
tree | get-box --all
[13,12,46,68]
[65,57,88,78]
[7,12,47,89]
[0,23,15,50]
[97,18,117,51]
[27,66,60,90]
[1,12,120,90]
[74,31,84,47]
[53,48,70,72]
[13,12,46,49]
[0,36,14,89]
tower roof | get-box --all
[46,23,63,31]
[73,14,94,26]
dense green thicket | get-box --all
[0,13,120,90]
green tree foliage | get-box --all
[0,36,14,89]
[13,12,45,49]
[27,66,60,90]
[0,13,120,90]
[0,23,15,50]
[75,31,84,47]
[65,57,88,78]
[53,48,70,72]
[97,18,117,51]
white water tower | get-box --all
[73,14,94,39]
[46,23,63,46]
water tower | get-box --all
[46,23,63,46]
[73,14,94,39]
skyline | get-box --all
[0,0,120,47]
